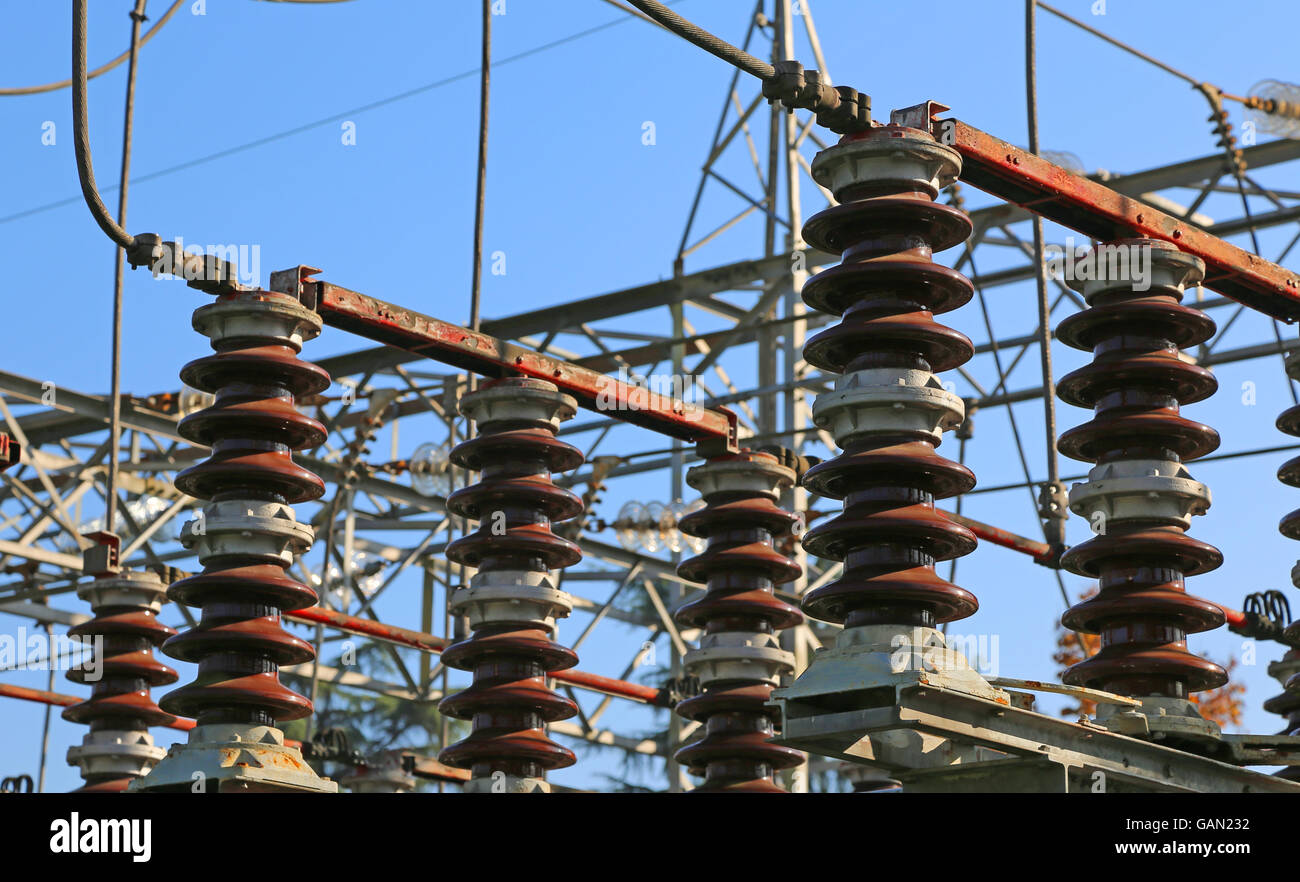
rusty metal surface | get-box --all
[403,752,473,783]
[781,684,1300,792]
[939,116,1300,321]
[310,279,739,453]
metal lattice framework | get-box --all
[5,0,1300,792]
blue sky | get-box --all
[2,0,1299,791]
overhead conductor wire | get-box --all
[105,0,151,536]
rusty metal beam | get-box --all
[940,510,1058,566]
[940,116,1300,320]
[0,684,317,749]
[403,753,472,783]
[308,279,739,452]
[0,683,193,735]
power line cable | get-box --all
[3,3,680,228]
[470,0,490,334]
[105,0,150,536]
[73,0,137,250]
[626,0,773,79]
[1025,0,1065,553]
[0,0,183,97]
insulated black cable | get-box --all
[73,0,136,251]
[627,0,774,80]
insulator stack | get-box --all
[1055,240,1227,738]
[769,125,1006,740]
[1263,646,1300,780]
[673,450,804,792]
[1247,79,1300,139]
[1273,350,1300,775]
[133,290,337,792]
[438,377,584,793]
[1275,352,1300,588]
[797,126,981,633]
[64,566,177,792]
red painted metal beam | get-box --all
[888,105,1300,321]
[286,605,672,707]
[940,510,1059,566]
[0,680,340,751]
[305,279,739,454]
[0,682,79,709]
[1220,604,1247,630]
[0,683,316,749]
[288,605,451,654]
[950,118,1300,320]
[402,753,472,783]
[0,683,194,734]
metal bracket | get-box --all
[80,530,121,577]
[889,100,950,133]
[0,433,19,472]
[132,235,244,296]
[775,682,1300,793]
[270,264,323,311]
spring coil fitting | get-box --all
[795,125,980,630]
[673,450,804,792]
[64,568,177,791]
[438,377,584,791]
[1055,240,1226,699]
[160,291,331,728]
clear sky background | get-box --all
[2,0,1299,792]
